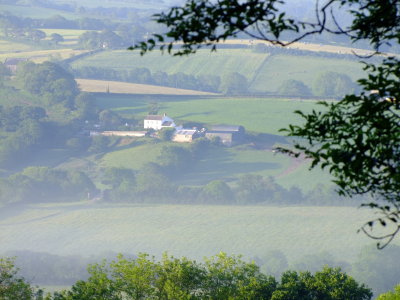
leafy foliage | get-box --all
[49,253,371,300]
[0,257,35,300]
[16,61,79,108]
[377,284,400,300]
[278,79,312,97]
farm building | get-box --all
[173,129,201,143]
[144,113,176,130]
[205,125,245,146]
[4,58,28,74]
[90,131,147,137]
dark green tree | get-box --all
[50,33,64,45]
[220,72,248,95]
[313,71,356,98]
[131,0,400,246]
[271,267,372,300]
[158,127,175,141]
[200,180,233,204]
[16,61,79,108]
[278,79,312,97]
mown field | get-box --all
[77,79,219,95]
[71,48,365,94]
[72,49,268,80]
[250,55,364,93]
[0,203,387,263]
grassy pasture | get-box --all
[92,94,332,188]
[0,203,385,263]
[71,49,268,80]
[98,137,330,189]
[72,49,365,94]
[94,94,320,135]
[249,55,365,93]
[0,39,38,53]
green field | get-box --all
[90,95,332,188]
[99,141,293,184]
[95,95,320,135]
[0,203,386,263]
[249,55,365,93]
[72,49,365,94]
[72,49,268,80]
[0,39,39,53]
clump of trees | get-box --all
[0,166,96,204]
[16,61,79,108]
[278,79,312,97]
[2,252,370,299]
[7,245,400,297]
[313,71,357,98]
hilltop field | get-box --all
[71,48,365,94]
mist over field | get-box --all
[0,0,399,298]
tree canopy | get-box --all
[50,253,371,300]
[132,0,400,247]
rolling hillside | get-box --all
[0,203,383,263]
[71,48,364,94]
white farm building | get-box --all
[144,113,176,130]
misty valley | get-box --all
[0,0,400,299]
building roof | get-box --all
[175,129,197,136]
[144,115,163,121]
[162,121,174,126]
[211,125,244,132]
[206,132,233,138]
[4,58,28,66]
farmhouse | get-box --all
[144,113,176,130]
[173,129,201,143]
[4,58,28,74]
[205,125,245,146]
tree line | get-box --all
[7,243,400,297]
[1,252,373,299]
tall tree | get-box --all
[132,0,400,247]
